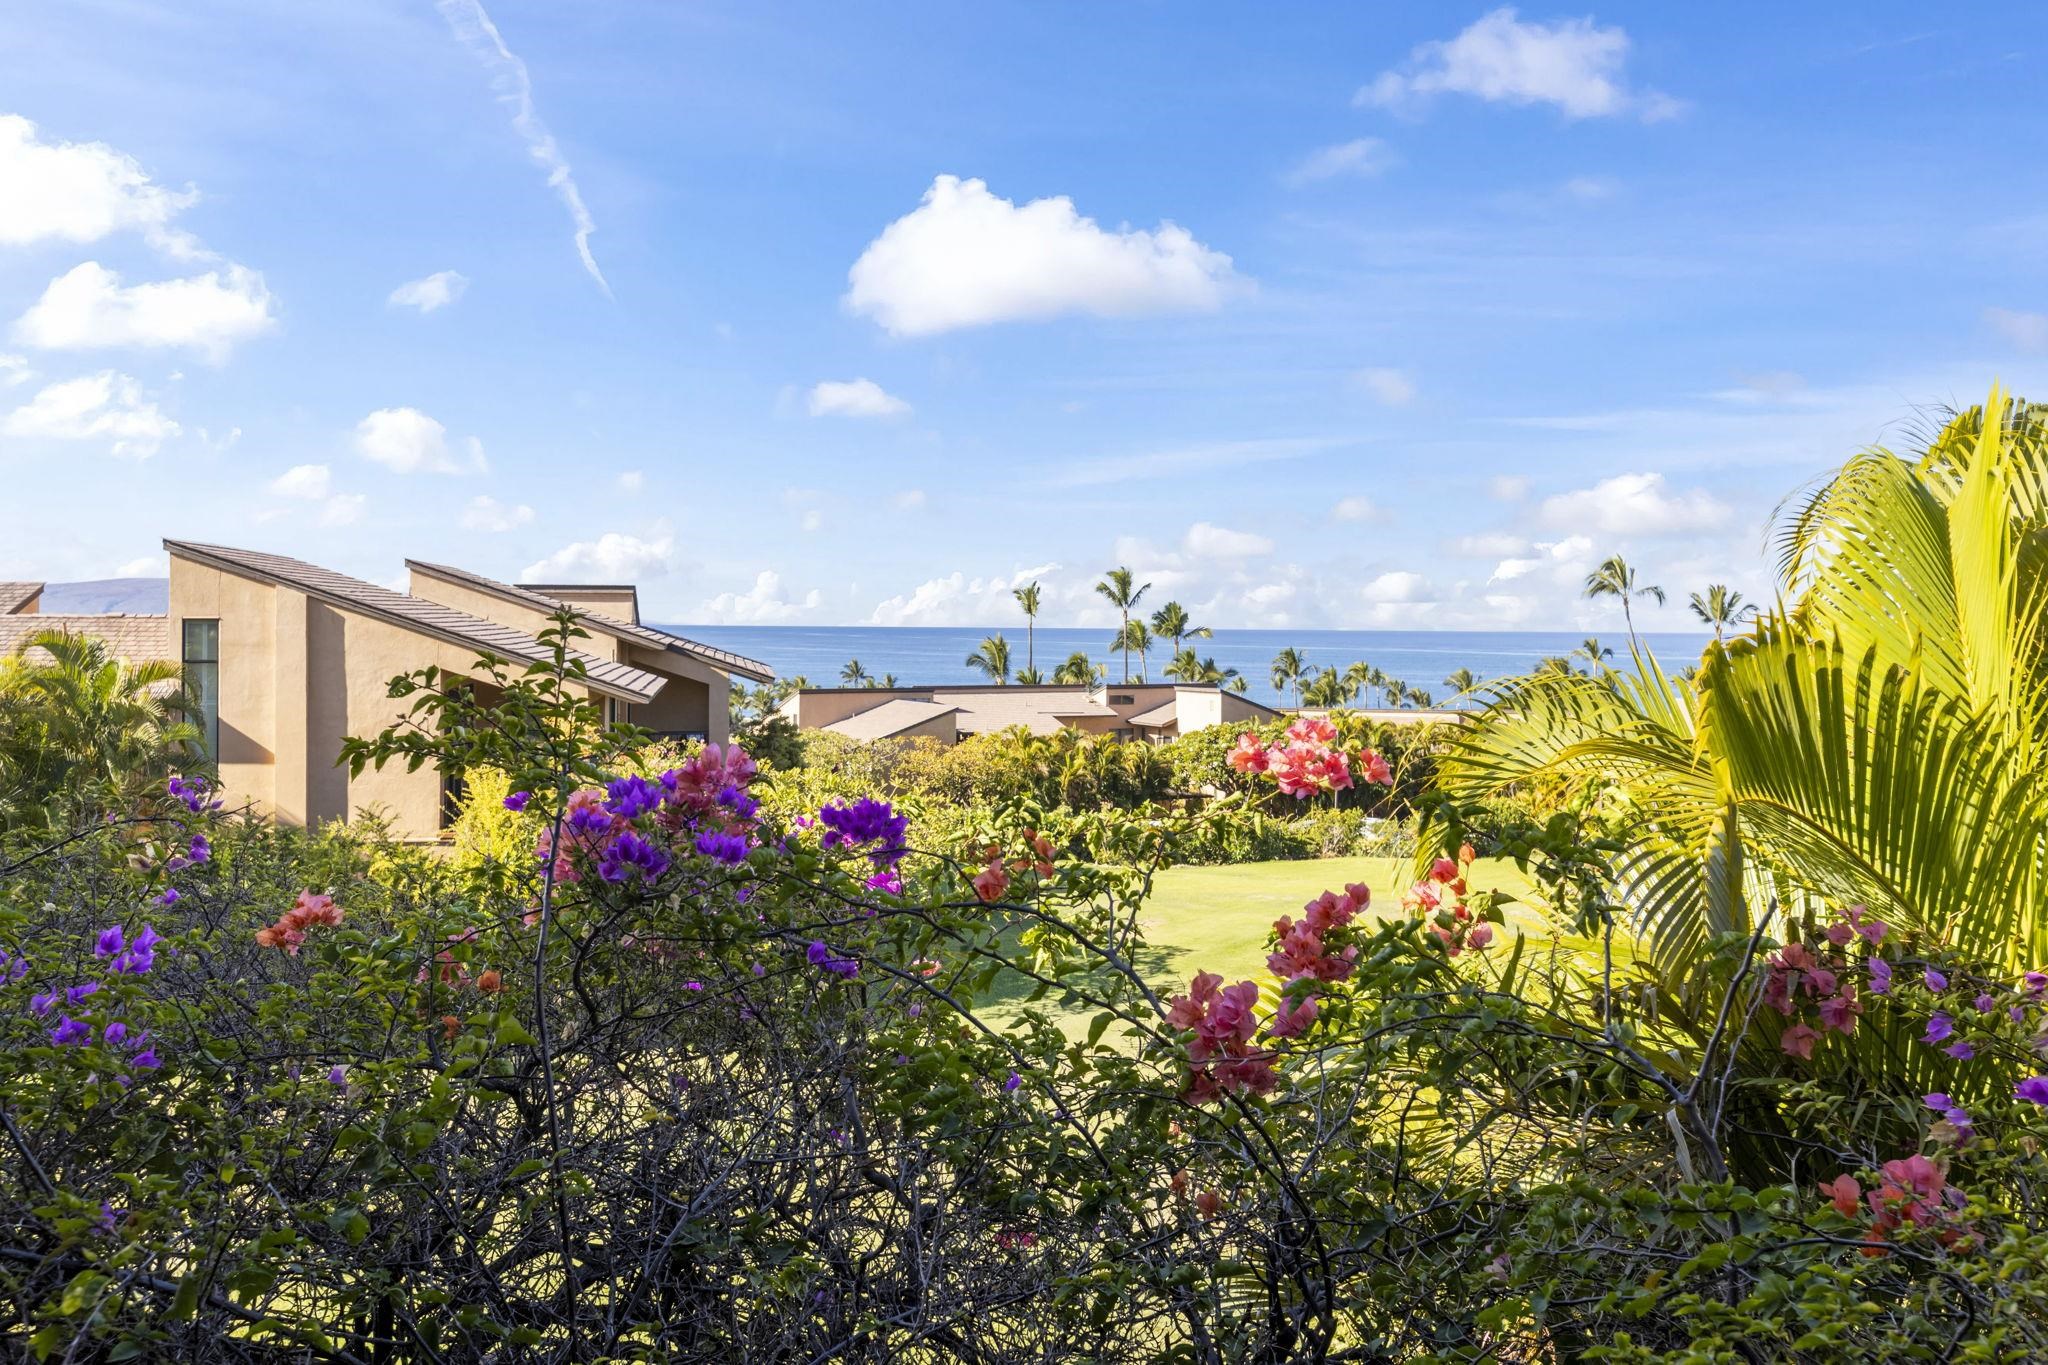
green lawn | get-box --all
[1132,856,1540,989]
[983,855,1542,1028]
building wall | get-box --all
[404,571,629,666]
[172,556,620,842]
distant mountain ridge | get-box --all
[39,578,169,614]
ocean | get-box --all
[659,625,1715,707]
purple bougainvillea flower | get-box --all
[604,775,662,821]
[2018,1076,2048,1105]
[1945,1041,1976,1061]
[156,888,180,907]
[188,835,210,865]
[112,925,162,976]
[1869,958,1893,994]
[1924,1011,1954,1044]
[597,831,671,884]
[806,940,859,978]
[94,926,124,959]
[817,797,911,868]
[694,830,751,866]
[1924,967,1948,992]
[502,791,531,812]
[28,989,55,1017]
[65,982,99,1006]
[102,1022,127,1046]
[328,1065,348,1085]
[1003,1072,1023,1093]
[129,1048,160,1071]
[49,1016,92,1046]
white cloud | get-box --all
[1490,534,1595,585]
[1357,8,1680,122]
[1986,307,2048,352]
[1283,137,1399,186]
[353,407,484,475]
[320,493,367,527]
[436,0,609,294]
[461,494,534,531]
[1,371,178,457]
[1332,496,1381,522]
[387,270,469,313]
[114,553,167,577]
[0,354,29,388]
[700,570,823,624]
[268,463,331,499]
[892,488,927,511]
[0,114,201,257]
[1352,366,1415,406]
[519,532,673,583]
[868,563,1060,627]
[845,175,1239,336]
[806,377,911,418]
[1362,570,1431,603]
[616,470,644,493]
[12,262,276,360]
[799,509,823,533]
[1451,531,1531,558]
[1183,522,1274,560]
[1488,474,1531,501]
[1538,471,1730,536]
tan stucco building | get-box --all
[1,542,772,843]
[779,681,1285,745]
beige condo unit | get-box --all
[148,540,772,842]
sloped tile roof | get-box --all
[405,560,774,682]
[1125,700,1180,728]
[0,614,172,663]
[0,582,43,615]
[823,698,961,741]
[164,541,667,703]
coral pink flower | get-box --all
[1359,750,1394,786]
[972,861,1010,903]
[1780,1022,1820,1059]
[1818,987,1861,1035]
[1227,733,1271,775]
[1820,1174,1862,1218]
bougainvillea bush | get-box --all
[8,621,2048,1361]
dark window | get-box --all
[1110,694,1135,705]
[181,619,219,759]
[440,766,468,831]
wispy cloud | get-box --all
[1049,436,1346,488]
[437,0,610,296]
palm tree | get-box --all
[1270,647,1308,707]
[876,673,898,689]
[1166,647,1240,688]
[1444,386,2048,992]
[1574,637,1614,672]
[1052,651,1102,686]
[1409,687,1435,709]
[1015,666,1045,686]
[1344,661,1373,704]
[964,634,1012,684]
[1443,666,1479,697]
[1014,581,1042,674]
[840,658,870,687]
[1688,583,1755,642]
[1114,620,1154,682]
[1149,601,1210,655]
[1094,567,1152,684]
[0,629,201,829]
[1534,655,1575,677]
[1583,554,1665,642]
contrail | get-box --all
[437,0,611,297]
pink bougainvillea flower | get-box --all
[1227,732,1271,775]
[972,861,1010,903]
[1267,991,1319,1039]
[1817,988,1861,1035]
[1780,1023,1821,1059]
[1285,715,1337,746]
[1819,1173,1862,1218]
[1359,749,1394,786]
[1466,923,1494,950]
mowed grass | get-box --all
[983,856,1543,1029]
[1133,856,1541,989]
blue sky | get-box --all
[1,2,2044,631]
